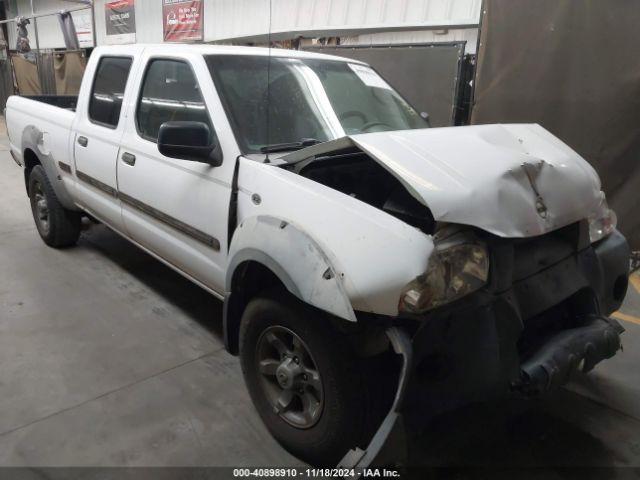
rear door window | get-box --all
[88,56,133,129]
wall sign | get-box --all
[105,0,136,45]
[163,0,203,42]
[75,10,95,48]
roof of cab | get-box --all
[91,43,368,65]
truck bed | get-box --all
[5,95,76,173]
[21,95,78,111]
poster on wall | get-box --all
[74,10,95,48]
[105,0,136,45]
[163,0,203,42]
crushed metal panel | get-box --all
[349,125,602,237]
[283,123,602,239]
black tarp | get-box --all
[303,43,466,127]
[472,0,640,248]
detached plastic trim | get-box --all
[514,315,624,396]
[337,326,412,471]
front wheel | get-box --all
[239,291,371,466]
[29,165,81,248]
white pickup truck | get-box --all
[6,44,630,466]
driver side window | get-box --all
[136,59,213,143]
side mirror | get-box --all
[158,121,222,166]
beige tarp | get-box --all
[54,51,86,95]
[11,51,87,96]
[11,54,40,95]
[472,0,640,249]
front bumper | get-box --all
[403,225,629,420]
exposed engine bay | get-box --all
[284,149,436,234]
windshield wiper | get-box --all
[260,138,321,154]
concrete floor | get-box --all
[0,120,639,471]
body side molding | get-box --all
[58,161,72,173]
[76,170,117,197]
[75,169,221,251]
[119,191,221,251]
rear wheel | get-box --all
[29,165,81,248]
[239,291,372,465]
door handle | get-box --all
[121,152,136,166]
[77,136,88,147]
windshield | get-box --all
[205,54,428,154]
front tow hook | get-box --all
[337,326,413,472]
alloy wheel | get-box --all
[256,326,324,429]
[32,182,50,236]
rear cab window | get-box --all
[88,56,133,129]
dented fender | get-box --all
[226,215,357,322]
[21,125,78,211]
[235,158,436,317]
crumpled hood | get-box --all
[284,124,602,238]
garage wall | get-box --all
[123,0,479,42]
[204,0,481,41]
[6,0,94,49]
[5,0,481,47]
[471,0,640,249]
[94,0,481,44]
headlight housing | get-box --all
[398,237,489,315]
[588,194,617,244]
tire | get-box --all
[29,165,81,248]
[239,291,371,466]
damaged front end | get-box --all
[340,220,629,469]
[275,125,628,469]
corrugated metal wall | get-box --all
[99,0,481,44]
[7,0,480,48]
[206,0,481,41]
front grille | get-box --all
[493,223,599,359]
[510,222,581,282]
[481,221,590,325]
[517,288,598,359]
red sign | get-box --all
[163,0,203,42]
